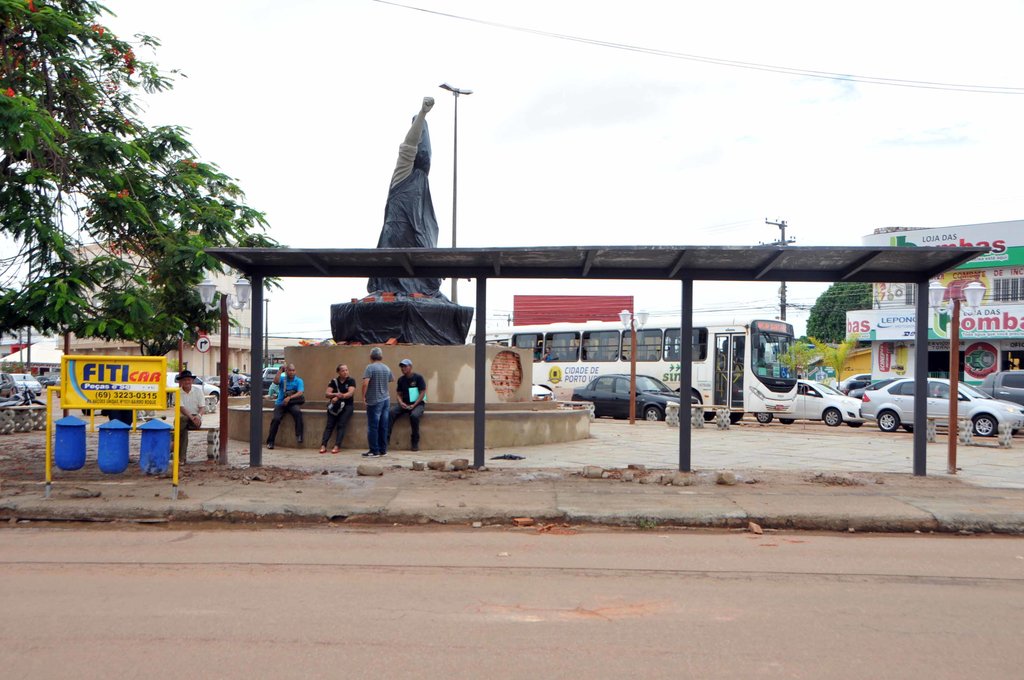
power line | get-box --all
[372,1,1024,95]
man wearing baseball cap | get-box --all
[389,358,427,452]
[174,370,206,463]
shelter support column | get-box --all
[679,279,694,471]
[249,275,264,467]
[473,278,487,468]
[913,279,929,476]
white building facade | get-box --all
[846,220,1024,385]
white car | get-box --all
[166,372,220,405]
[756,379,864,427]
[860,378,1024,436]
[10,373,43,395]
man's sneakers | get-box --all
[266,441,274,450]
[361,451,388,458]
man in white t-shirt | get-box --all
[176,370,206,464]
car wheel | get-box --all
[822,407,842,427]
[779,418,795,425]
[703,411,715,422]
[755,412,774,424]
[877,410,900,433]
[847,421,864,428]
[643,405,663,422]
[972,414,998,437]
[729,412,744,424]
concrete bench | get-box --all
[924,416,1013,448]
[0,405,46,434]
[665,403,705,429]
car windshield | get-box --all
[958,383,987,400]
[635,376,673,393]
[810,381,843,396]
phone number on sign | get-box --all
[90,390,159,404]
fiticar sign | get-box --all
[60,355,167,410]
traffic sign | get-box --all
[196,337,211,354]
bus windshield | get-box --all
[751,329,794,380]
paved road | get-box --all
[2,527,1022,679]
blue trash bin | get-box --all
[54,416,87,471]
[139,419,172,475]
[97,419,131,474]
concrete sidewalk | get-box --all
[2,419,1023,533]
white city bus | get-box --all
[488,319,798,420]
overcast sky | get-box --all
[106,0,1024,338]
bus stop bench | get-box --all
[925,416,1013,448]
[665,403,709,428]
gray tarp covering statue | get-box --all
[367,97,445,298]
[331,97,473,345]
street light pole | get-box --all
[439,83,473,304]
[619,309,649,425]
[929,280,985,475]
[198,277,251,464]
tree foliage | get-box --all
[805,282,872,344]
[0,0,276,355]
[780,341,817,379]
[809,335,857,380]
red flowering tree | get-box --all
[0,0,276,355]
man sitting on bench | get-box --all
[389,359,426,452]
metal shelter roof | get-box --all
[206,245,988,283]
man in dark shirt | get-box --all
[389,358,426,451]
[320,364,356,454]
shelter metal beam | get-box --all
[249,275,264,468]
[581,250,597,277]
[839,250,885,281]
[400,253,416,276]
[913,279,929,475]
[679,279,694,472]
[474,278,487,469]
[753,250,786,280]
[667,251,688,279]
[302,253,330,276]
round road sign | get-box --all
[196,336,211,353]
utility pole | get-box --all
[765,219,796,320]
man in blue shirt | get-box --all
[266,363,305,450]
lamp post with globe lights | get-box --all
[928,279,985,474]
[197,277,251,464]
[619,309,649,425]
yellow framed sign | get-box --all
[61,355,167,410]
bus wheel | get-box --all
[755,412,773,424]
[729,412,744,424]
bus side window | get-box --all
[583,330,619,362]
[513,333,543,362]
[545,331,580,362]
[637,329,662,362]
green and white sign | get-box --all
[863,220,1024,269]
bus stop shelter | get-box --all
[209,244,987,476]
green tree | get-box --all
[780,342,817,378]
[0,0,276,355]
[809,335,857,381]
[806,282,872,343]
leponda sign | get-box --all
[61,355,167,410]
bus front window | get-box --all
[753,331,793,379]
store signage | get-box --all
[863,220,1024,269]
[60,355,167,409]
[847,303,1024,341]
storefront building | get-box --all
[847,219,1024,385]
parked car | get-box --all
[166,372,220,405]
[571,373,681,421]
[532,384,554,401]
[0,372,17,399]
[848,377,899,400]
[10,373,43,395]
[975,371,1024,408]
[262,366,282,395]
[839,373,872,394]
[860,377,1024,436]
[37,373,61,388]
[757,379,864,427]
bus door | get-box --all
[713,333,745,410]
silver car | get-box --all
[860,378,1024,436]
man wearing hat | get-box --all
[389,358,427,452]
[175,370,206,463]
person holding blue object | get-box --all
[361,347,393,457]
[266,363,304,450]
[389,359,426,452]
